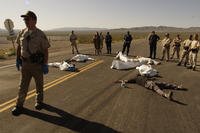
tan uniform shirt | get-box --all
[190,40,200,50]
[183,39,192,48]
[162,37,171,47]
[70,34,77,43]
[16,28,50,58]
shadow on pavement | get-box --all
[22,103,119,133]
[171,99,188,106]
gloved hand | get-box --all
[16,58,22,71]
[42,64,49,75]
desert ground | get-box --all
[0,34,200,133]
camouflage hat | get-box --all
[21,11,37,20]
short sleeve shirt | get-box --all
[16,28,50,58]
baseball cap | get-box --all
[21,11,37,20]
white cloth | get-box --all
[136,65,158,77]
[136,57,161,65]
[71,54,95,62]
[115,51,134,62]
[111,60,141,70]
[48,61,75,71]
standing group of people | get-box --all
[69,31,134,56]
[93,32,113,55]
[93,31,133,56]
[93,32,104,55]
[148,31,200,71]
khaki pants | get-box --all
[71,42,79,54]
[161,46,170,60]
[171,46,180,59]
[179,49,189,64]
[16,61,43,107]
[189,51,198,68]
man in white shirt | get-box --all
[161,33,172,61]
[188,34,200,71]
[177,35,193,66]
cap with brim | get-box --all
[21,11,37,20]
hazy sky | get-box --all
[1,0,200,30]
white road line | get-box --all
[0,64,15,69]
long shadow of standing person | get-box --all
[22,103,120,133]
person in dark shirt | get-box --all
[148,31,160,59]
[105,32,112,54]
[122,31,133,56]
[117,74,183,100]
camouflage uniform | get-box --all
[171,37,182,59]
[15,28,50,107]
[125,75,177,99]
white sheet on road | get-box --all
[111,60,141,70]
[48,61,75,71]
[136,57,161,65]
[111,52,160,70]
[115,52,134,62]
[71,54,95,62]
[115,52,160,65]
[136,65,158,77]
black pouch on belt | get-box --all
[30,52,44,64]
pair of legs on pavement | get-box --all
[119,78,182,100]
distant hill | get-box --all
[48,26,200,32]
[112,26,200,32]
[49,27,108,32]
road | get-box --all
[0,39,200,133]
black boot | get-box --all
[12,106,24,116]
[177,62,181,66]
[35,102,44,110]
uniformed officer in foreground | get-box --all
[12,11,50,116]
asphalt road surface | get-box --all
[0,40,200,133]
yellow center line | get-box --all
[0,60,103,112]
[0,61,100,108]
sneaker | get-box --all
[165,91,173,100]
[12,106,24,116]
[35,102,44,110]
